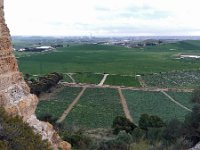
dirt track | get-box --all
[118,88,133,122]
[60,82,194,92]
[56,87,87,123]
[161,91,192,112]
[53,82,193,123]
[98,74,109,86]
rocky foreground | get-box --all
[0,0,70,149]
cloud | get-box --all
[4,0,200,36]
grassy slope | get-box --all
[64,88,124,129]
[17,41,200,75]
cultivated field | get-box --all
[122,90,191,122]
[17,39,200,130]
[16,41,200,75]
[36,87,81,119]
[64,88,124,129]
[73,72,103,84]
[143,70,200,88]
[36,85,193,129]
[104,74,141,87]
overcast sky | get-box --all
[4,0,200,36]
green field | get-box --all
[122,90,191,123]
[36,87,81,119]
[61,74,74,83]
[18,40,200,129]
[16,41,200,75]
[104,74,141,87]
[166,91,194,109]
[73,72,103,84]
[143,71,200,88]
[64,88,124,129]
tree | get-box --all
[139,114,165,131]
[182,105,200,148]
[191,88,200,104]
[112,116,137,135]
[162,119,183,143]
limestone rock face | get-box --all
[0,0,71,149]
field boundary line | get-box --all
[98,74,109,86]
[60,82,194,92]
[161,91,192,112]
[118,88,133,122]
[66,73,76,83]
[56,87,87,123]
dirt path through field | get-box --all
[118,87,133,122]
[66,73,76,83]
[161,91,192,112]
[60,82,194,93]
[56,87,87,123]
[98,74,109,86]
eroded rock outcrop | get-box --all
[0,0,71,149]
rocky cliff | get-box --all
[0,0,71,149]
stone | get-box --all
[0,0,71,149]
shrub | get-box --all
[112,116,137,134]
[182,105,200,148]
[162,119,183,144]
[0,107,51,150]
[191,88,200,104]
[37,113,57,126]
[131,128,146,142]
[61,129,91,149]
[139,114,165,131]
[98,138,129,150]
[29,72,63,96]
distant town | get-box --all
[13,36,200,52]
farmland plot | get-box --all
[36,87,81,119]
[123,90,190,123]
[104,74,141,87]
[73,72,103,84]
[166,92,193,109]
[143,71,200,88]
[60,74,74,83]
[64,88,124,129]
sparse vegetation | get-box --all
[0,108,51,150]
